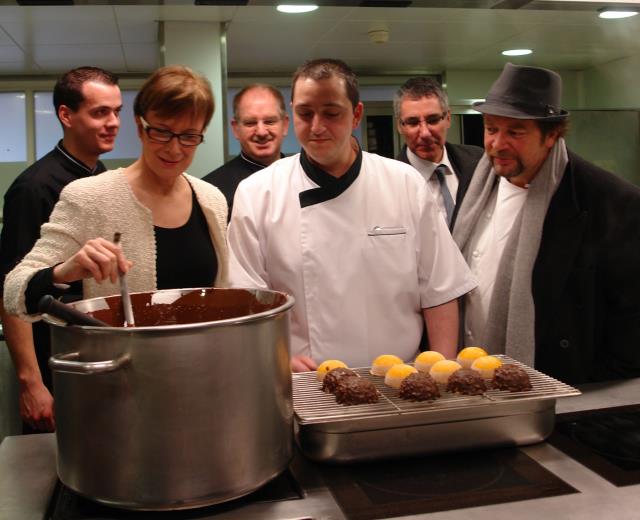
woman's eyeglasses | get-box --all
[140,116,204,147]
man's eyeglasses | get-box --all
[399,112,448,129]
[139,116,204,147]
[237,117,283,129]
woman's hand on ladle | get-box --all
[53,237,133,285]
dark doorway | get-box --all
[462,114,484,148]
[365,115,395,159]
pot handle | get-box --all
[49,351,130,375]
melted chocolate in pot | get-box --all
[78,288,288,327]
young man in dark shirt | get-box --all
[0,66,122,432]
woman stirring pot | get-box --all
[4,65,228,319]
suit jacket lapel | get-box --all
[447,144,477,229]
[446,143,474,206]
[396,145,410,164]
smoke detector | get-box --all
[368,25,389,44]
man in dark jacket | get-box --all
[394,77,482,228]
[453,63,640,384]
[203,84,289,220]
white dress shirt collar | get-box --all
[406,146,454,181]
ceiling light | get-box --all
[598,8,638,19]
[277,4,318,13]
[502,49,533,56]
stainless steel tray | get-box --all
[293,355,580,462]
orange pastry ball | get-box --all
[316,360,348,381]
[429,360,462,384]
[414,351,445,373]
[370,354,403,376]
[384,363,418,389]
[470,355,503,379]
[456,347,488,369]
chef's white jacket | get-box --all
[228,150,477,367]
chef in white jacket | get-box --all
[229,59,477,371]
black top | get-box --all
[203,152,280,221]
[25,190,218,314]
[0,141,104,391]
[154,189,217,290]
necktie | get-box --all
[435,164,454,226]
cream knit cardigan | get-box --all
[4,168,228,321]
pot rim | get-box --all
[42,286,295,333]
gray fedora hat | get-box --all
[473,63,569,121]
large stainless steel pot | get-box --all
[45,287,294,511]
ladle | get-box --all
[113,232,135,327]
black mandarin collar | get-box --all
[299,147,363,208]
[239,152,286,171]
[55,140,105,175]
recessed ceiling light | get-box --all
[598,9,638,19]
[502,49,533,56]
[277,4,318,13]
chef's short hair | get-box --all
[291,58,360,109]
[53,66,119,121]
[233,84,287,120]
[393,77,449,119]
[134,65,214,129]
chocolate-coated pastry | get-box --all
[322,367,357,393]
[334,377,379,405]
[446,368,487,395]
[398,372,441,401]
[492,364,532,392]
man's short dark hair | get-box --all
[233,84,286,120]
[291,58,359,109]
[53,66,119,120]
[393,77,448,119]
[536,118,569,140]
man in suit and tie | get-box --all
[395,77,482,228]
[453,63,640,384]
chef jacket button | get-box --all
[485,212,492,219]
[559,339,570,349]
[472,250,480,258]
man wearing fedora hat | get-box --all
[453,62,640,385]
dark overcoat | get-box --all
[532,151,640,383]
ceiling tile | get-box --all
[0,45,24,62]
[320,19,523,45]
[122,43,160,72]
[0,5,639,76]
[113,5,236,22]
[116,20,159,44]
[0,60,41,73]
[3,18,119,46]
[0,27,15,45]
[32,44,125,72]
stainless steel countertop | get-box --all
[2,378,640,520]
